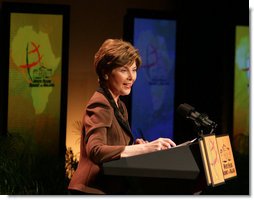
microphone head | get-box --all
[177,103,195,118]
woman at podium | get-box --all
[68,39,176,194]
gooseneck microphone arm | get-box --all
[177,103,217,135]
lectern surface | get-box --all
[103,143,201,180]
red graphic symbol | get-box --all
[18,41,43,83]
[208,138,220,180]
[209,139,218,166]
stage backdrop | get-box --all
[124,11,177,141]
[3,3,69,155]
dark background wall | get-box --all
[0,0,249,195]
[173,1,248,142]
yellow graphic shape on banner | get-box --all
[11,25,61,114]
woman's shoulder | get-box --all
[86,91,112,111]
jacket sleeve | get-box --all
[84,100,125,164]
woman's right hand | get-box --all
[121,137,176,158]
[148,138,176,151]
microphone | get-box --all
[177,103,217,132]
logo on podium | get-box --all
[199,134,237,186]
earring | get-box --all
[104,74,108,80]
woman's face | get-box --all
[106,62,137,99]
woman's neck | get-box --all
[108,88,119,107]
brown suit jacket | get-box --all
[68,91,133,194]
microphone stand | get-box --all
[192,119,217,138]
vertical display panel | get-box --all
[233,26,249,154]
[131,17,176,141]
[3,3,69,155]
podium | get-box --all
[103,142,207,194]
